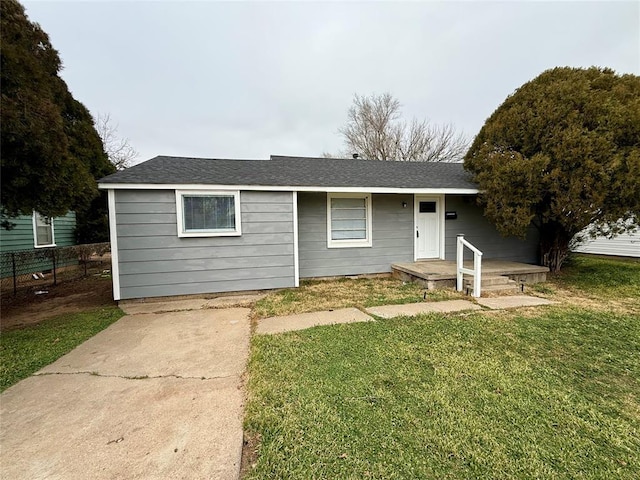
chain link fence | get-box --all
[1,243,111,297]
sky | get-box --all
[22,0,640,165]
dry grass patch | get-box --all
[253,276,464,319]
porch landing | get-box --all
[392,260,549,291]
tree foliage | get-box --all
[0,0,114,228]
[465,67,640,271]
[339,93,468,162]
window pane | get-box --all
[35,213,53,246]
[330,196,368,241]
[419,201,436,213]
[183,196,235,231]
[331,197,365,209]
[331,219,366,230]
[331,208,366,220]
[332,229,367,240]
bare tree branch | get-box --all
[95,113,138,170]
[338,93,469,162]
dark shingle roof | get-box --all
[99,155,477,190]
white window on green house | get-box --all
[175,190,241,237]
[327,193,372,248]
[33,212,55,248]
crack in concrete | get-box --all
[33,371,236,381]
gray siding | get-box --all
[115,190,295,299]
[444,196,540,263]
[298,193,414,278]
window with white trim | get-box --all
[33,212,55,248]
[175,190,241,237]
[327,193,372,248]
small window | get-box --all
[175,190,241,237]
[33,212,55,248]
[327,193,372,248]
[419,201,437,213]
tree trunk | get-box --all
[539,223,573,273]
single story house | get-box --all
[0,211,77,279]
[98,155,541,300]
[0,211,76,253]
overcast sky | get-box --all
[22,0,640,164]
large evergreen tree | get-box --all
[1,0,114,238]
[465,67,640,272]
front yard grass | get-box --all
[555,254,640,300]
[244,255,640,479]
[253,276,462,319]
[0,307,124,392]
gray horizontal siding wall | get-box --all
[444,196,540,263]
[298,193,414,278]
[115,190,295,299]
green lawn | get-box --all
[0,307,124,391]
[244,255,640,479]
[556,254,640,299]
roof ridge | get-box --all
[271,154,464,164]
[155,155,269,162]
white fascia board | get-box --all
[99,183,479,195]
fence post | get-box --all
[12,252,17,296]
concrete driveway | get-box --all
[0,306,251,479]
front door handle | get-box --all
[416,229,419,238]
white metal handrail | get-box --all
[456,234,483,298]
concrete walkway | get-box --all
[0,306,251,480]
[256,295,554,334]
[256,307,373,334]
[476,295,554,309]
[118,293,266,315]
[366,299,481,319]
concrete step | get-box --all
[463,275,514,287]
[466,283,521,296]
[464,275,522,297]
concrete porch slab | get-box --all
[476,295,555,309]
[366,300,481,318]
[256,308,373,335]
[393,259,549,279]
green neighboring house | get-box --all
[0,211,77,279]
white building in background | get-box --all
[573,225,640,258]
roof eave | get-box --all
[98,182,479,194]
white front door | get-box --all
[415,196,441,259]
